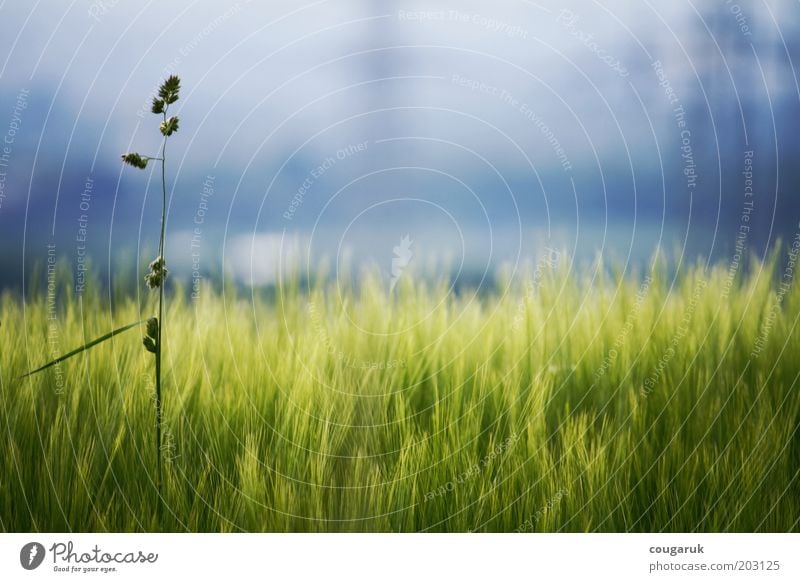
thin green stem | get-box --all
[155,108,168,498]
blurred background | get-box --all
[0,0,798,289]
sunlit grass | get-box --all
[1,253,799,532]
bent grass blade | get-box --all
[19,320,144,379]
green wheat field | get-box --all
[2,253,799,532]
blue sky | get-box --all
[0,0,798,287]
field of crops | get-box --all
[2,254,799,532]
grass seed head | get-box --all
[158,75,181,104]
[142,336,157,354]
[145,256,168,289]
[159,116,179,136]
[121,152,148,169]
[146,317,159,339]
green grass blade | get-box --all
[19,320,144,378]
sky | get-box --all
[0,0,798,288]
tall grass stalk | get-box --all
[21,75,182,502]
[120,74,181,496]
